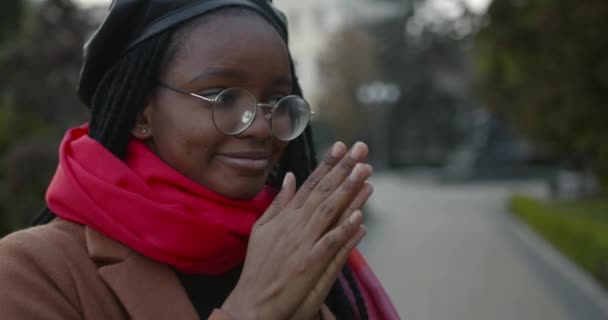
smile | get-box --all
[215,151,272,173]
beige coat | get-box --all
[0,218,335,319]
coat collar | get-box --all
[85,226,199,320]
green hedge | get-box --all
[509,195,608,287]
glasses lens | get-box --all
[271,96,311,141]
[212,88,257,135]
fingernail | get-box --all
[349,163,363,181]
[349,210,363,224]
[331,142,345,158]
[282,173,291,187]
[367,183,375,195]
[350,142,365,160]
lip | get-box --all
[215,151,273,172]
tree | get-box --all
[474,0,608,190]
[0,0,26,236]
[0,0,89,235]
[0,1,25,44]
[317,1,478,166]
[316,24,377,147]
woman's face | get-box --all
[135,12,292,199]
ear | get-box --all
[132,100,154,140]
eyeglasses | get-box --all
[158,82,313,141]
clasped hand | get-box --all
[222,141,374,320]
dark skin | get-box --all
[133,12,291,200]
[133,11,374,319]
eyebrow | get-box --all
[188,66,293,89]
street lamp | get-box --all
[356,80,401,169]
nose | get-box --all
[240,105,273,141]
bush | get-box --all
[509,194,608,287]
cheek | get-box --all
[272,140,289,164]
[175,127,224,164]
[151,105,223,166]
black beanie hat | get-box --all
[78,0,289,107]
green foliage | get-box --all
[0,0,25,44]
[510,194,608,287]
[474,0,608,189]
[0,0,90,236]
[0,100,13,153]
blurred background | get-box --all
[1,0,607,318]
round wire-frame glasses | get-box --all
[158,82,313,141]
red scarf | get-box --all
[46,125,276,275]
[344,249,400,319]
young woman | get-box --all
[0,0,398,319]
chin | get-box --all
[214,176,268,200]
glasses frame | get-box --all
[158,82,313,141]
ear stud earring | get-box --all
[141,128,148,134]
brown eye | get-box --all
[199,89,224,99]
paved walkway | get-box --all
[358,173,608,320]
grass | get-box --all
[509,194,608,288]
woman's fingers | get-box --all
[337,181,374,225]
[300,142,368,216]
[228,141,374,320]
[256,172,296,226]
[288,142,347,209]
[320,224,367,292]
[308,209,364,274]
[283,142,366,229]
[304,163,373,241]
[224,142,372,319]
[291,214,367,320]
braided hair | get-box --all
[33,8,368,320]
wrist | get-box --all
[221,292,259,320]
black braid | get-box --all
[272,60,317,188]
[31,32,170,226]
[32,9,368,319]
[342,263,370,319]
[88,32,169,157]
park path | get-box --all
[358,172,608,320]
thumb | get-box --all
[257,172,296,226]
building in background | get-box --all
[274,0,403,107]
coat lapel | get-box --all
[85,227,199,320]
